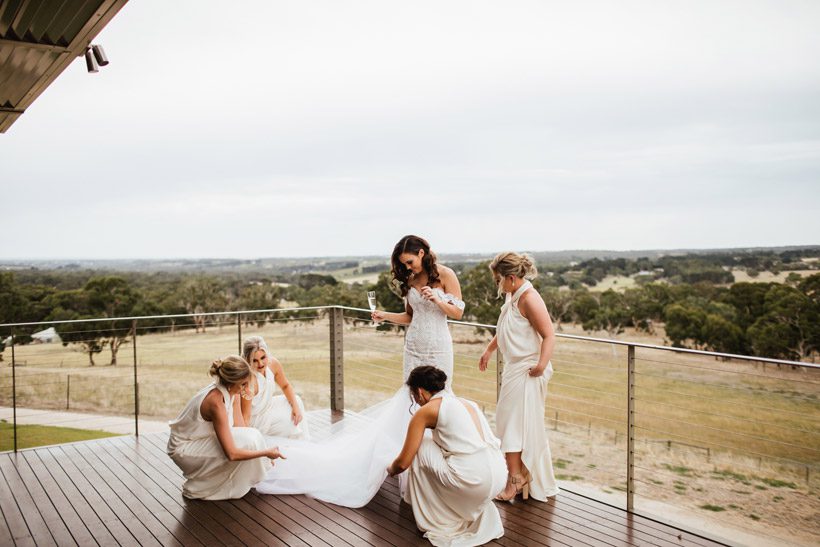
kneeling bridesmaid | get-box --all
[242,335,309,439]
[388,366,507,547]
[167,355,283,500]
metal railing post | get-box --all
[329,307,344,411]
[11,328,17,452]
[132,320,139,437]
[627,344,635,512]
[237,312,242,354]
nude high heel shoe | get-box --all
[495,472,530,502]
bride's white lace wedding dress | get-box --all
[254,287,464,507]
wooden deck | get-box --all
[0,410,726,546]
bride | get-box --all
[254,235,465,507]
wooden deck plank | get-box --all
[244,492,337,546]
[142,429,389,547]
[107,436,227,546]
[129,434,267,547]
[49,445,159,545]
[36,447,124,547]
[1,453,73,546]
[0,415,731,547]
[0,456,57,546]
[21,450,94,547]
[0,454,36,547]
[514,496,668,547]
[264,491,377,546]
[70,440,201,545]
[136,434,309,547]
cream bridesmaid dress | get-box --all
[495,280,559,500]
[405,391,507,547]
[250,367,309,439]
[167,383,271,500]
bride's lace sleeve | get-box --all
[434,288,466,310]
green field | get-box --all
[0,420,119,451]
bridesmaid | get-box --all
[388,366,507,546]
[167,355,283,500]
[241,335,309,439]
[478,252,559,501]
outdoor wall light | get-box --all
[91,45,109,66]
[85,48,98,73]
[84,44,109,73]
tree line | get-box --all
[1,250,818,365]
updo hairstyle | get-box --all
[242,335,270,366]
[406,365,447,394]
[209,355,252,387]
[489,251,538,280]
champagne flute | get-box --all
[367,291,377,325]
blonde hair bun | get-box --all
[208,355,251,387]
[489,251,538,280]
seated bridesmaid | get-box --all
[387,366,507,547]
[241,335,309,439]
[167,355,283,500]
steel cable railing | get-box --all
[2,303,817,545]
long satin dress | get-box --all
[495,280,559,500]
[167,383,271,500]
[406,391,507,547]
[250,367,309,439]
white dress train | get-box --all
[495,280,559,500]
[250,367,309,439]
[406,392,507,547]
[253,288,464,507]
[167,383,272,500]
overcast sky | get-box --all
[2,0,818,259]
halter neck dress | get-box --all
[495,280,559,500]
[405,391,507,546]
[167,382,271,500]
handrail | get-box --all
[339,305,818,370]
[2,303,816,369]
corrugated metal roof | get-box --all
[0,0,128,133]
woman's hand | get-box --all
[371,310,387,323]
[419,286,439,302]
[291,407,303,426]
[266,446,285,462]
[386,461,402,477]
[528,364,547,377]
[478,350,492,372]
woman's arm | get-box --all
[372,300,413,325]
[270,357,302,426]
[200,390,283,462]
[428,267,464,320]
[387,401,440,476]
[479,335,499,371]
[518,289,556,377]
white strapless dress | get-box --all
[254,288,464,507]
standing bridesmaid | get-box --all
[478,252,559,501]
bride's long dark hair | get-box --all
[390,235,440,297]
